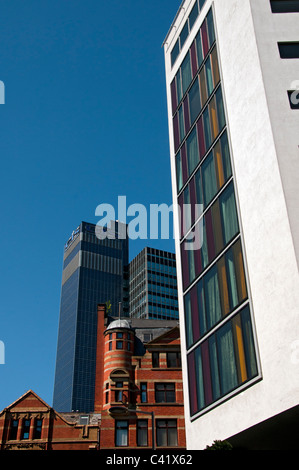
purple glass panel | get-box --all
[188,352,198,415]
[183,97,190,134]
[189,177,196,226]
[193,223,202,277]
[201,21,209,58]
[196,117,205,159]
[190,41,198,78]
[173,113,180,152]
[201,341,213,405]
[181,144,188,185]
[180,241,190,290]
[191,284,200,343]
[171,79,177,115]
[178,193,184,241]
[205,209,215,261]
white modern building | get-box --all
[163,0,299,449]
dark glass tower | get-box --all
[129,247,179,320]
[53,221,129,412]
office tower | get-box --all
[53,221,129,413]
[163,0,299,449]
[129,247,179,320]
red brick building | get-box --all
[95,305,186,450]
[0,390,100,450]
[0,304,186,451]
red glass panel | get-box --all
[201,341,213,405]
[201,21,209,58]
[190,41,198,78]
[181,144,188,185]
[205,209,215,261]
[191,284,200,343]
[173,113,180,152]
[180,241,190,290]
[188,352,198,415]
[171,79,177,115]
[183,97,190,134]
[196,117,205,159]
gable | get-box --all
[4,390,50,413]
[146,326,181,346]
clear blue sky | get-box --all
[0,0,182,410]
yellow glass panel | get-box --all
[209,97,218,140]
[211,47,220,85]
[217,257,230,316]
[233,240,247,301]
[233,315,248,383]
[214,140,225,188]
[211,200,223,254]
[199,69,207,106]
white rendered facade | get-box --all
[164,0,299,449]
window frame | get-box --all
[115,420,129,447]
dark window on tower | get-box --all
[152,352,160,368]
[156,420,178,447]
[22,419,31,439]
[155,383,176,403]
[167,352,182,368]
[137,420,148,447]
[278,42,299,58]
[9,420,18,440]
[33,419,42,439]
[270,0,299,13]
[115,420,128,447]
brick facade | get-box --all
[0,391,100,450]
[0,304,186,451]
[96,305,186,449]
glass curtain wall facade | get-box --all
[169,6,259,419]
[53,221,129,412]
[129,247,179,320]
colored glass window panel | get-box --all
[171,39,180,66]
[201,21,209,57]
[176,70,182,104]
[205,56,214,96]
[176,151,183,192]
[187,306,258,416]
[220,182,239,245]
[216,87,226,130]
[189,1,199,30]
[189,79,201,125]
[202,150,217,206]
[181,52,192,95]
[207,8,216,46]
[171,79,177,115]
[187,127,200,176]
[211,47,220,86]
[178,105,185,142]
[180,20,189,49]
[196,30,204,68]
[203,107,212,150]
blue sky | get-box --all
[0,0,181,410]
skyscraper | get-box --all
[129,247,179,320]
[164,0,299,449]
[53,221,129,412]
